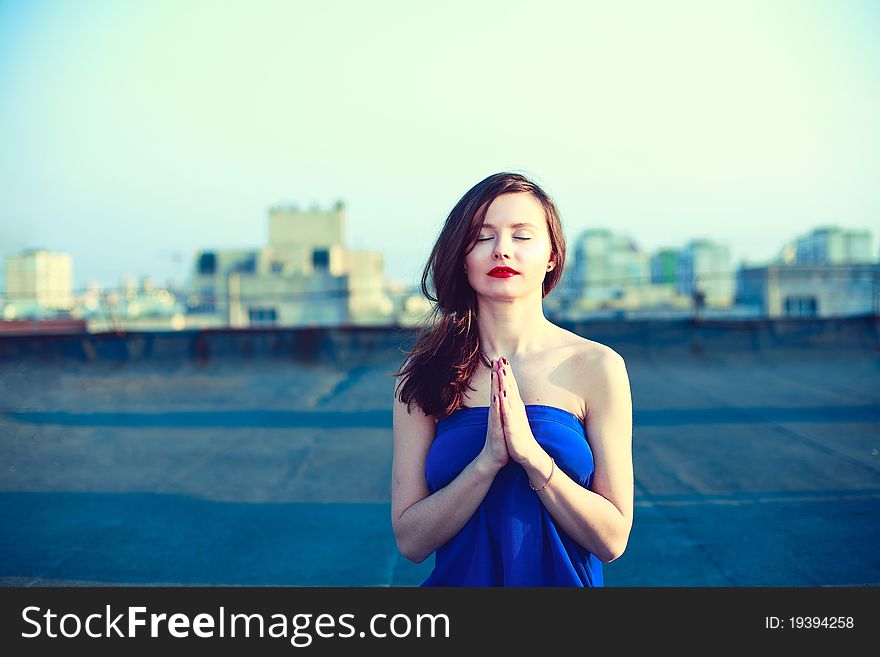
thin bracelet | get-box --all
[530,457,555,492]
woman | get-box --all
[391,172,633,586]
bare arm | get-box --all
[392,440,498,563]
[391,372,508,563]
[520,348,634,562]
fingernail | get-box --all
[502,357,508,364]
[493,394,496,403]
[503,390,506,397]
[502,368,506,376]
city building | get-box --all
[737,263,879,318]
[677,239,734,307]
[187,201,396,328]
[651,248,679,285]
[2,249,74,319]
[789,226,874,265]
[554,230,693,318]
[188,248,263,323]
[566,229,650,300]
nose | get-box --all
[493,239,511,260]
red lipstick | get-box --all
[488,266,519,278]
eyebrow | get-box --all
[480,222,538,229]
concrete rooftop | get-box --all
[1,322,878,586]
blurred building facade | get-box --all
[677,239,735,307]
[3,222,874,331]
[558,229,678,313]
[785,226,874,265]
[737,263,879,318]
[553,230,735,319]
[650,248,678,285]
[2,249,74,319]
[186,202,424,329]
[568,229,650,298]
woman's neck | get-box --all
[475,298,553,359]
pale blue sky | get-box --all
[1,0,878,289]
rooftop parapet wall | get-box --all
[0,316,878,365]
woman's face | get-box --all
[463,192,555,298]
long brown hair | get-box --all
[392,172,567,420]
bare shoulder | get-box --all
[559,330,634,551]
[553,326,625,370]
[392,359,438,425]
[552,327,628,417]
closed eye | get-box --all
[476,237,531,242]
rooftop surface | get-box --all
[1,325,878,586]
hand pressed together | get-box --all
[493,356,543,467]
[481,363,509,470]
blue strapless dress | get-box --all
[421,404,603,587]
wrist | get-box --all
[518,444,547,469]
[523,450,553,487]
[475,449,505,478]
